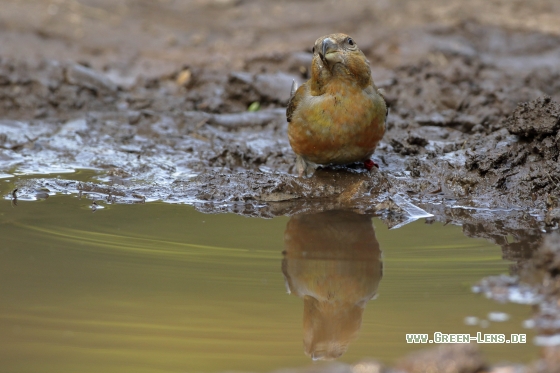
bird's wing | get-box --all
[377,88,389,120]
[286,82,307,123]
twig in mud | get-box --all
[544,170,559,187]
[190,132,210,142]
[11,188,18,207]
[427,186,442,194]
[195,118,209,129]
[188,118,211,142]
[0,136,39,150]
[379,155,388,166]
[132,194,146,203]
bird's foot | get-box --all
[296,156,316,178]
[363,159,378,171]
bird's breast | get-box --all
[288,84,386,165]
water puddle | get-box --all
[0,175,538,372]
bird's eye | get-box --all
[312,46,315,53]
[347,38,354,46]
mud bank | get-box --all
[3,49,560,224]
[473,234,560,373]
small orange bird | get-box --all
[287,33,387,177]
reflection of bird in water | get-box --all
[287,33,387,177]
[282,210,383,360]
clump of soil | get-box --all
[507,97,560,138]
[521,234,560,336]
[475,234,560,344]
[0,58,298,121]
[397,344,486,373]
[0,59,119,119]
[465,96,560,206]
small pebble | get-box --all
[488,312,510,322]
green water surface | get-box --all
[0,173,537,373]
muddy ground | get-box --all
[2,0,560,371]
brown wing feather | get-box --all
[286,83,307,123]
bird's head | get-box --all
[311,33,371,89]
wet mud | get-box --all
[3,21,560,223]
[473,233,560,373]
[3,0,560,371]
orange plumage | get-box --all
[287,33,387,177]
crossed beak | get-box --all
[320,38,341,65]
